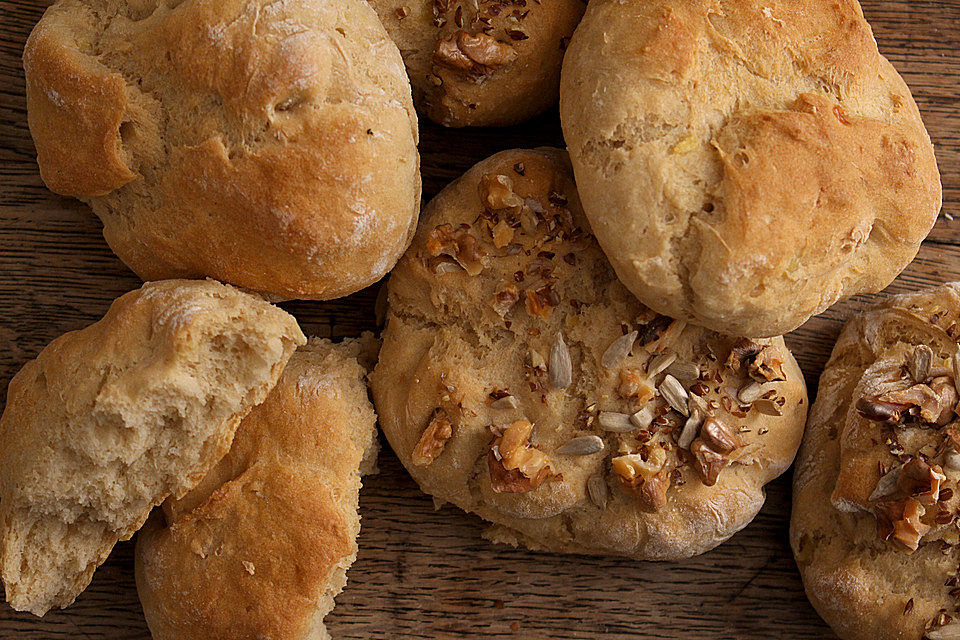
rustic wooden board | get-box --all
[0,1,958,638]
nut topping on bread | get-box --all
[488,420,560,493]
[435,30,517,74]
[412,408,455,466]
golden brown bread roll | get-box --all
[368,0,584,127]
[792,283,960,640]
[560,0,941,337]
[136,337,379,640]
[372,148,808,560]
[24,0,421,300]
[0,279,304,616]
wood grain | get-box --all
[0,1,958,638]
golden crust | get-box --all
[560,0,941,337]
[791,283,960,640]
[136,337,379,640]
[371,148,808,560]
[24,0,420,300]
[369,0,584,127]
[0,280,305,616]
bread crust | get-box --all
[136,337,379,640]
[24,0,421,300]
[369,0,584,127]
[372,148,808,560]
[0,279,305,616]
[792,283,960,640]
[560,0,941,337]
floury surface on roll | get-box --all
[24,0,421,301]
[136,337,379,640]
[560,0,942,338]
[372,148,808,560]
[368,0,585,127]
[0,280,305,616]
[792,283,960,640]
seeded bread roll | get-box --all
[24,0,420,300]
[136,337,379,640]
[559,0,942,338]
[371,148,808,560]
[792,283,960,640]
[0,280,305,616]
[368,0,584,127]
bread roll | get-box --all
[792,283,960,640]
[0,279,304,616]
[560,0,941,337]
[372,148,808,560]
[136,337,379,640]
[24,0,420,300]
[368,0,584,127]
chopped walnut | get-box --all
[425,223,486,276]
[434,30,517,75]
[897,458,946,505]
[480,174,524,212]
[618,369,656,404]
[525,285,556,320]
[689,418,742,486]
[859,379,957,426]
[611,446,671,512]
[699,417,742,455]
[748,347,787,382]
[411,408,453,466]
[876,497,931,552]
[488,419,559,493]
[491,220,514,248]
[491,283,519,317]
[725,339,785,383]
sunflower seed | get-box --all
[659,375,689,416]
[557,435,604,456]
[688,392,709,416]
[666,361,700,381]
[908,344,933,383]
[601,330,638,368]
[677,410,702,449]
[868,464,902,501]
[630,405,655,430]
[530,348,546,370]
[549,333,572,389]
[737,381,764,404]
[753,398,784,416]
[599,411,635,432]
[647,352,677,378]
[953,350,960,384]
[587,475,608,508]
[490,395,518,410]
[926,622,960,640]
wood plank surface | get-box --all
[0,1,958,638]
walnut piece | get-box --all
[489,419,559,493]
[425,223,486,276]
[411,408,453,466]
[858,377,959,426]
[491,283,519,317]
[689,418,742,486]
[897,458,946,505]
[725,339,786,383]
[876,497,931,552]
[611,446,671,512]
[434,30,517,75]
[480,173,524,212]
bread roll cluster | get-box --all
[3,0,947,638]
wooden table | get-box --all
[0,1,957,638]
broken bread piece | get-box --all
[0,279,305,616]
[136,337,379,640]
